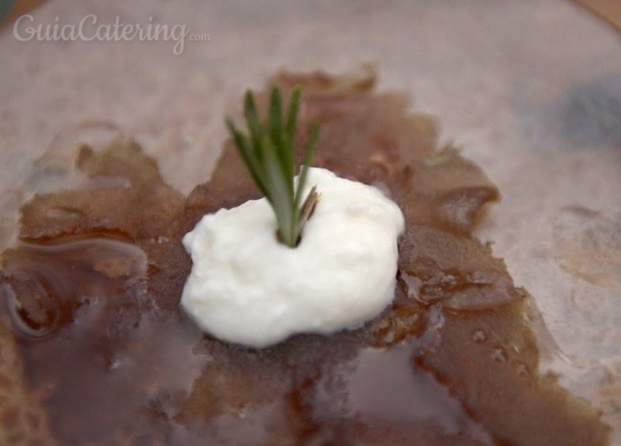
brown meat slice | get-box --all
[0,70,610,445]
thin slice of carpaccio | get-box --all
[0,70,610,445]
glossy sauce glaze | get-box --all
[0,72,610,445]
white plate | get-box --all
[1,0,620,441]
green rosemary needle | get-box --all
[226,85,320,248]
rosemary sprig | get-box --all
[226,85,320,248]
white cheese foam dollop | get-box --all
[181,167,405,348]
